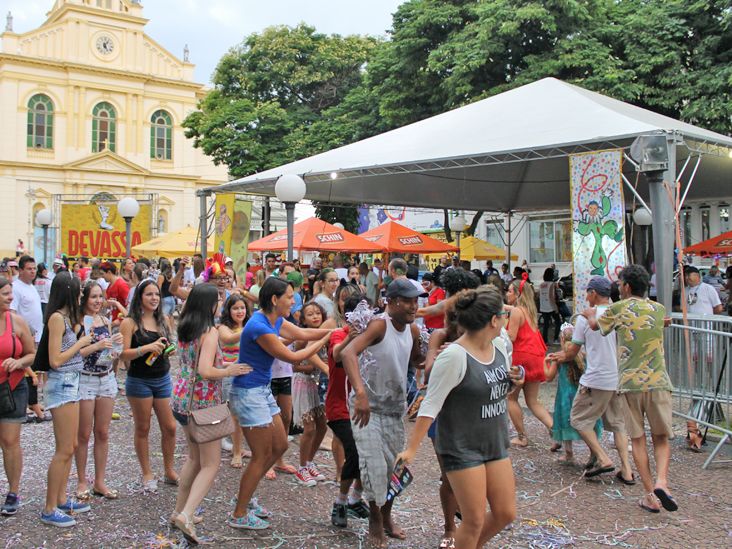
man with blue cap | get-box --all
[547,276,634,484]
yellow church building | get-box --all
[0,0,229,259]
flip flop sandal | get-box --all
[274,464,298,474]
[557,455,575,465]
[584,464,615,478]
[265,469,277,481]
[653,488,678,512]
[549,442,562,452]
[163,476,179,486]
[584,455,598,471]
[170,513,203,526]
[438,536,456,548]
[92,488,119,500]
[173,511,200,545]
[638,497,660,514]
[615,471,636,486]
[76,489,92,502]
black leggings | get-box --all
[541,311,561,343]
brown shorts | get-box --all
[622,390,673,439]
[570,385,626,435]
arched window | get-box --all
[27,94,54,149]
[150,110,172,160]
[92,102,117,153]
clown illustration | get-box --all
[576,194,623,276]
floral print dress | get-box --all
[171,339,225,414]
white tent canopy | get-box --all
[206,77,732,212]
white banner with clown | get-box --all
[569,149,627,312]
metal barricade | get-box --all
[665,313,731,469]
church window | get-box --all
[150,110,172,160]
[27,94,54,149]
[92,102,117,153]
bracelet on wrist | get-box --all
[136,347,142,358]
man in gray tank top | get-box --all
[341,279,425,548]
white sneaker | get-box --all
[221,437,233,453]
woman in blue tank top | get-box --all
[227,277,332,531]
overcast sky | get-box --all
[3,0,404,84]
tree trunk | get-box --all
[443,209,452,242]
[465,211,484,236]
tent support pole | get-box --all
[648,136,677,309]
[198,190,210,258]
[506,211,512,267]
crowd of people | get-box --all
[0,249,695,547]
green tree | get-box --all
[312,203,361,234]
[183,24,377,176]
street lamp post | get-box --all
[449,213,467,261]
[275,174,307,262]
[117,197,140,259]
[35,209,53,264]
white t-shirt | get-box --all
[34,278,52,304]
[271,344,294,379]
[649,273,657,297]
[95,277,110,291]
[572,314,618,391]
[334,267,348,282]
[11,279,43,342]
[687,282,721,315]
[183,266,195,286]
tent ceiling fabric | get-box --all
[207,78,732,212]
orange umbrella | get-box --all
[685,230,732,257]
[248,217,386,253]
[359,221,459,254]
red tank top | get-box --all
[0,312,24,389]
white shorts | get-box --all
[78,371,118,400]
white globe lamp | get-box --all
[275,174,307,262]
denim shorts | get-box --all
[222,376,233,402]
[78,371,118,400]
[229,384,280,428]
[0,379,29,423]
[162,296,177,316]
[125,374,172,399]
[45,370,81,410]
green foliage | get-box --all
[312,203,361,234]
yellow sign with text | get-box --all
[61,203,152,259]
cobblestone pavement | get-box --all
[1,375,730,548]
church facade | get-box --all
[0,0,229,258]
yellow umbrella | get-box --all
[131,226,214,259]
[458,236,518,262]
